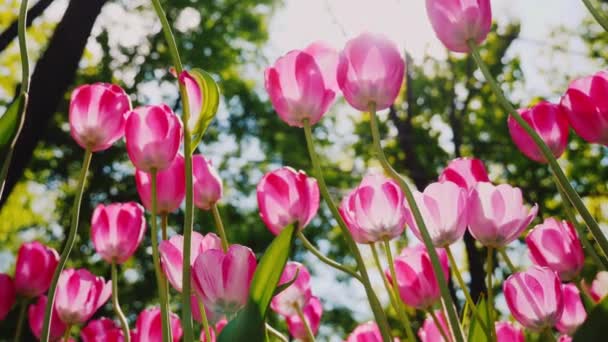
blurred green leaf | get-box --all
[190,68,220,149]
[0,94,26,151]
[468,297,490,342]
[574,296,608,341]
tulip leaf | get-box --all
[467,296,490,342]
[0,94,27,151]
[218,225,297,342]
[573,296,608,342]
[274,267,300,296]
[188,68,220,150]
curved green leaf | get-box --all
[0,94,27,151]
[189,68,220,149]
[468,297,490,342]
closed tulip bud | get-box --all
[132,307,183,342]
[200,318,227,342]
[559,336,573,342]
[135,154,186,215]
[69,83,131,152]
[438,157,490,190]
[508,101,570,163]
[337,33,405,111]
[556,284,587,335]
[467,182,538,248]
[425,0,492,53]
[526,218,584,281]
[193,154,223,210]
[0,274,15,321]
[561,70,608,145]
[14,241,59,298]
[81,318,124,342]
[265,41,338,127]
[346,322,388,342]
[257,167,319,235]
[125,104,183,172]
[286,296,322,340]
[504,266,564,331]
[406,181,468,247]
[28,296,67,341]
[54,268,112,325]
[495,322,524,342]
[91,202,146,264]
[589,271,608,303]
[271,261,312,316]
[418,310,451,342]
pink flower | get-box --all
[467,182,538,247]
[526,218,584,281]
[14,241,59,297]
[589,271,608,302]
[193,154,223,210]
[192,245,257,316]
[91,202,146,264]
[200,318,228,342]
[135,154,186,215]
[508,101,570,163]
[504,266,564,331]
[406,181,468,247]
[257,167,320,235]
[54,268,112,325]
[159,232,222,292]
[559,335,573,342]
[438,157,490,190]
[495,321,524,342]
[271,261,312,316]
[337,33,405,111]
[286,296,322,340]
[28,296,67,341]
[81,318,124,342]
[69,83,131,152]
[387,245,450,309]
[339,173,407,244]
[346,322,387,342]
[131,307,183,342]
[418,310,451,342]
[265,41,338,127]
[125,104,183,172]
[178,70,203,131]
[0,274,15,321]
[561,70,608,145]
[425,0,492,53]
[556,284,587,335]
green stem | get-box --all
[542,328,557,342]
[13,300,27,342]
[295,303,316,342]
[429,310,451,342]
[368,104,463,342]
[302,119,392,342]
[497,249,517,274]
[582,0,608,32]
[63,325,71,342]
[161,214,168,240]
[41,150,92,342]
[468,41,608,263]
[297,231,361,282]
[111,262,131,342]
[211,204,229,251]
[197,297,212,342]
[370,243,399,305]
[486,248,496,342]
[266,323,288,342]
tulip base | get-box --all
[13,300,27,342]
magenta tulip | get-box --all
[265,41,338,127]
[28,296,67,341]
[425,0,492,53]
[467,182,538,247]
[559,336,573,342]
[526,218,584,281]
[561,70,608,145]
[556,284,587,335]
[14,241,59,298]
[131,307,183,342]
[418,310,451,342]
[406,181,468,247]
[257,167,319,235]
[337,33,405,111]
[199,318,227,342]
[346,322,387,342]
[286,296,322,340]
[495,322,524,342]
[438,157,490,190]
[504,266,564,331]
[135,154,186,215]
[81,318,124,342]
[0,274,15,321]
[589,271,608,303]
[125,104,183,172]
[193,154,223,210]
[508,101,569,163]
[339,173,407,244]
[191,244,257,316]
[54,268,112,325]
[91,202,146,264]
[69,83,131,152]
[159,232,221,292]
[271,261,312,316]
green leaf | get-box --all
[468,296,490,342]
[274,267,300,296]
[0,94,27,151]
[188,68,220,149]
[573,296,608,341]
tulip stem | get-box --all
[211,204,229,252]
[582,0,608,32]
[368,104,464,342]
[486,248,496,342]
[302,119,393,342]
[197,297,212,342]
[497,249,517,274]
[41,149,92,342]
[111,262,131,342]
[370,243,400,305]
[161,214,168,240]
[13,300,27,342]
[298,231,362,282]
[63,325,71,341]
[542,329,557,342]
[266,323,288,342]
[429,310,451,342]
[294,303,316,342]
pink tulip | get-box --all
[418,310,451,342]
[81,318,124,342]
[556,284,587,335]
[339,173,407,244]
[0,274,15,321]
[192,244,257,316]
[406,181,468,247]
[286,296,322,339]
[265,41,338,127]
[387,245,450,309]
[467,182,538,247]
[91,202,146,264]
[257,167,320,235]
[589,271,608,302]
[337,33,405,111]
[495,322,524,342]
[526,218,584,281]
[346,322,386,342]
[178,70,203,131]
[28,296,67,341]
[159,232,221,292]
[191,295,216,325]
[425,0,492,53]
[193,154,223,210]
[14,241,59,297]
[125,104,183,172]
[560,70,608,145]
[508,101,570,163]
[200,318,228,342]
[271,261,312,316]
[559,335,573,342]
[69,83,131,152]
[131,307,183,342]
[438,157,490,190]
[54,268,112,325]
[135,154,185,215]
[504,266,564,331]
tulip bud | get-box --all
[193,154,223,210]
[556,284,587,335]
[271,261,312,317]
[28,296,67,341]
[14,241,59,298]
[54,268,112,325]
[346,322,386,342]
[135,154,185,215]
[438,157,490,190]
[0,274,15,321]
[495,321,524,342]
[418,310,451,342]
[286,297,322,340]
[81,318,124,342]
[589,271,608,303]
[132,307,183,342]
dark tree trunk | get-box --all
[0,0,55,53]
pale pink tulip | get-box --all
[271,261,312,316]
[0,274,15,321]
[438,157,490,190]
[346,322,387,342]
[589,271,608,302]
[135,154,186,215]
[14,241,59,297]
[131,307,183,342]
[81,318,124,342]
[286,296,322,340]
[28,296,67,341]
[556,284,587,335]
[193,154,223,210]
[54,268,112,325]
[418,310,451,342]
[495,322,524,342]
[178,70,203,131]
[200,318,228,342]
